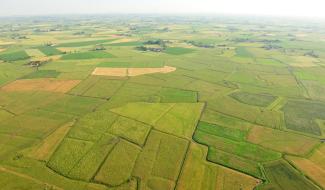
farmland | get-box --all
[0,15,324,190]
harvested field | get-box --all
[128,66,176,76]
[1,79,80,93]
[92,66,176,77]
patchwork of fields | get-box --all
[0,15,325,190]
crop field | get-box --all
[0,15,324,190]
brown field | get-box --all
[1,79,80,93]
[92,66,176,77]
[287,155,325,189]
[0,48,5,52]
[247,125,319,155]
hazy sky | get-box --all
[1,0,325,18]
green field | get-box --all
[0,15,324,190]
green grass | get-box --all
[164,47,195,55]
[61,51,114,60]
[0,51,29,61]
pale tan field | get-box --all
[92,66,176,77]
[92,68,128,77]
[0,40,15,45]
[128,66,176,76]
[108,38,136,44]
[0,48,5,52]
[1,79,80,93]
[290,56,319,67]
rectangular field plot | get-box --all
[22,70,61,79]
[41,95,105,116]
[158,88,198,103]
[67,110,119,142]
[207,147,263,179]
[110,102,175,125]
[57,39,116,47]
[247,126,319,155]
[95,139,140,186]
[229,91,277,107]
[282,100,325,136]
[25,49,45,57]
[38,46,63,56]
[111,102,204,138]
[155,103,204,138]
[194,129,281,162]
[133,130,189,190]
[207,96,283,129]
[0,51,30,61]
[108,116,151,146]
[164,47,195,55]
[97,61,164,68]
[61,51,114,60]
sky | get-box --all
[1,0,325,18]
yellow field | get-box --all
[1,79,81,93]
